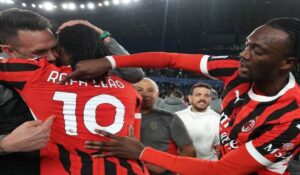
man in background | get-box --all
[134,78,195,175]
[176,82,220,160]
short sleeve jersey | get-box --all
[0,58,147,175]
[140,108,193,155]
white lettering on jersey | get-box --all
[220,112,229,128]
[53,92,78,135]
[264,144,291,158]
[229,140,238,149]
[47,71,59,83]
[69,79,77,85]
[47,71,125,89]
[84,94,125,134]
[53,92,126,135]
[79,80,88,87]
[220,132,231,145]
[108,79,118,88]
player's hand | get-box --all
[57,20,104,34]
[85,127,144,159]
[59,58,112,84]
[0,115,56,152]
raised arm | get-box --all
[106,37,144,83]
[59,52,204,84]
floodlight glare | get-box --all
[4,0,14,4]
[87,2,95,9]
[98,3,103,7]
[31,3,36,8]
[43,2,55,11]
[68,3,76,10]
[80,4,85,9]
[122,0,131,4]
[104,0,109,6]
[113,0,120,5]
[21,2,27,7]
[62,3,68,9]
[38,4,43,8]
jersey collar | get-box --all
[248,73,296,102]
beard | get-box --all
[192,101,209,112]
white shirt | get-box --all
[176,106,220,160]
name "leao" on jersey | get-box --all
[47,70,125,88]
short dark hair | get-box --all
[265,17,300,62]
[189,82,212,95]
[58,24,111,69]
[0,8,51,44]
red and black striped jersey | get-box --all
[0,58,148,175]
[110,52,300,175]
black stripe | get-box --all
[209,68,237,77]
[0,81,26,90]
[0,63,40,72]
[57,144,71,174]
[248,124,274,141]
[248,100,298,140]
[256,119,300,161]
[221,77,249,99]
[227,94,251,128]
[265,100,299,122]
[221,91,250,129]
[119,158,137,175]
[76,149,93,175]
[229,98,275,139]
[104,159,117,175]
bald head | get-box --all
[134,78,159,93]
[134,78,159,113]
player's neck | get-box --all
[254,74,289,96]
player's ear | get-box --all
[281,56,297,71]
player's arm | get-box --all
[106,37,144,83]
[60,53,240,84]
[140,145,263,175]
[59,52,203,83]
[86,130,264,175]
[0,58,41,86]
[170,115,196,157]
